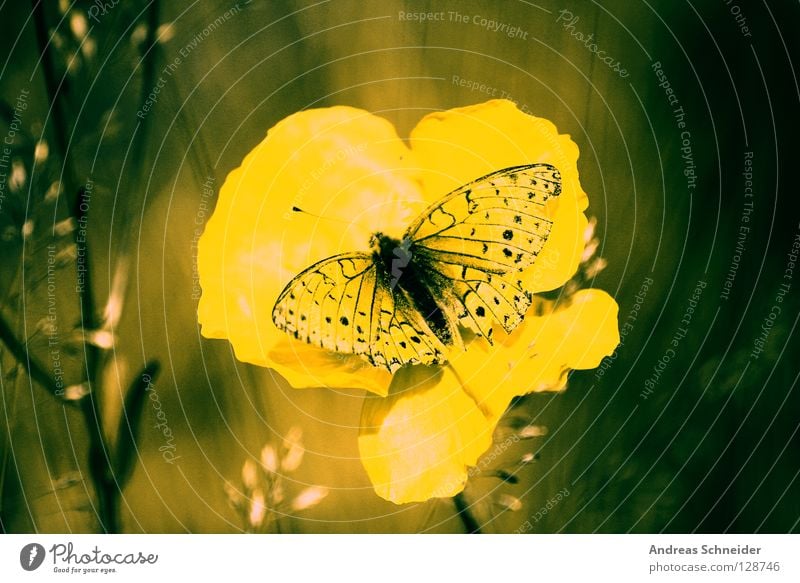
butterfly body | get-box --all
[273,164,562,373]
[371,232,457,347]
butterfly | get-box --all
[272,164,562,373]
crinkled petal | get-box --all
[198,106,426,393]
[410,99,588,292]
[358,365,494,504]
[451,289,621,417]
[267,337,392,397]
[359,290,619,503]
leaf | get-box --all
[114,360,160,487]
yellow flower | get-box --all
[358,289,619,503]
[198,100,620,504]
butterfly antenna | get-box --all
[291,206,350,224]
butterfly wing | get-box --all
[406,164,562,341]
[272,253,447,373]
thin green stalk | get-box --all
[0,313,61,398]
[453,492,482,534]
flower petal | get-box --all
[410,99,588,292]
[451,289,621,417]
[358,365,494,504]
[359,290,618,503]
[267,336,392,397]
[198,107,426,393]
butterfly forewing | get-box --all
[272,254,369,351]
[407,164,561,339]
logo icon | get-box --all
[20,543,46,571]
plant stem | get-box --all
[0,313,61,398]
[453,492,482,534]
[32,0,115,533]
[81,396,117,533]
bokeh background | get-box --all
[1,0,798,533]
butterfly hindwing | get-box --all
[371,281,448,371]
[407,164,561,338]
[272,253,446,372]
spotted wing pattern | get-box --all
[406,164,562,341]
[272,253,446,372]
